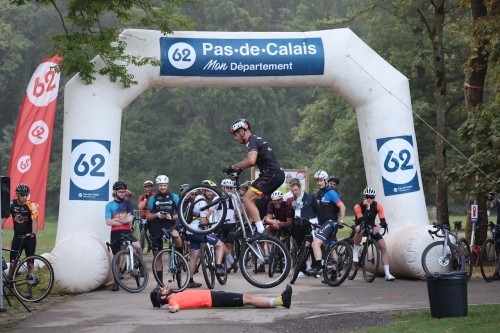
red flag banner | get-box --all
[5,55,62,230]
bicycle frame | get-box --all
[428,223,454,266]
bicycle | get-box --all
[448,221,472,280]
[200,234,227,289]
[268,226,292,278]
[348,222,384,282]
[290,218,352,286]
[421,222,466,275]
[106,233,148,293]
[151,227,190,292]
[1,236,54,303]
[177,168,290,289]
[479,221,500,282]
[139,218,153,254]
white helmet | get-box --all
[221,179,234,187]
[363,187,376,196]
[314,170,328,180]
[155,175,169,184]
[271,191,283,200]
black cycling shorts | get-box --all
[314,221,338,244]
[218,223,237,244]
[151,221,176,251]
[211,291,244,307]
[187,233,219,251]
[10,234,36,263]
[110,230,134,255]
[251,171,285,197]
[355,224,383,242]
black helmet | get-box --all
[150,286,167,308]
[328,176,340,185]
[289,178,300,185]
[230,119,250,134]
[112,181,127,191]
[15,183,30,196]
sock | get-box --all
[226,254,234,264]
[384,265,390,276]
[255,221,265,233]
[270,296,283,307]
[157,271,163,284]
[189,277,194,283]
[175,246,183,254]
[353,245,360,256]
[315,260,322,269]
[216,264,222,269]
[306,261,311,270]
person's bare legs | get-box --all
[189,249,200,279]
[215,240,224,265]
[243,294,272,308]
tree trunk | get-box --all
[464,0,489,247]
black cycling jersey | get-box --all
[9,199,38,235]
[246,134,282,174]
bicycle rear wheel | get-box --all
[479,239,499,282]
[362,239,380,283]
[112,250,148,293]
[422,241,465,275]
[290,245,308,284]
[240,236,290,288]
[216,248,228,285]
[268,241,285,278]
[12,255,54,302]
[201,243,215,289]
[152,249,190,292]
[323,240,353,287]
[178,185,226,235]
[458,237,473,280]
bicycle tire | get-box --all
[178,185,226,235]
[290,238,298,269]
[480,239,499,282]
[12,255,54,302]
[152,249,190,292]
[201,243,215,289]
[239,236,291,288]
[458,237,473,280]
[362,239,380,283]
[112,250,149,293]
[346,238,358,281]
[422,241,465,275]
[290,245,309,285]
[233,239,241,261]
[140,229,147,252]
[323,240,353,287]
[216,248,228,285]
[268,242,282,278]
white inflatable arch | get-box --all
[54,28,432,292]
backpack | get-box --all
[184,197,205,224]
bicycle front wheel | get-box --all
[323,240,353,287]
[152,249,190,292]
[479,239,499,282]
[112,250,149,293]
[362,239,380,283]
[290,245,308,284]
[178,185,226,235]
[240,236,291,288]
[458,237,473,280]
[422,242,465,275]
[216,249,228,285]
[201,243,215,289]
[12,255,54,302]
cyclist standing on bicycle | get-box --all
[186,180,226,287]
[105,181,144,291]
[216,179,238,273]
[353,187,395,281]
[311,170,346,278]
[224,118,285,242]
[146,175,181,285]
[138,180,155,235]
[1,184,38,299]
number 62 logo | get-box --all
[377,136,417,185]
[70,140,110,191]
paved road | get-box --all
[8,272,500,333]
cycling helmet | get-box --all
[143,180,153,187]
[363,187,376,196]
[289,178,300,185]
[155,175,169,184]
[328,176,340,185]
[180,184,190,192]
[15,183,30,196]
[314,170,329,180]
[112,181,127,191]
[221,179,234,187]
[150,286,167,308]
[125,189,132,198]
[202,179,217,188]
[229,118,250,134]
[271,191,283,200]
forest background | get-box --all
[0,0,498,221]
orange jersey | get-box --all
[354,202,385,220]
[168,290,212,309]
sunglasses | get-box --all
[224,186,233,189]
[364,196,375,199]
